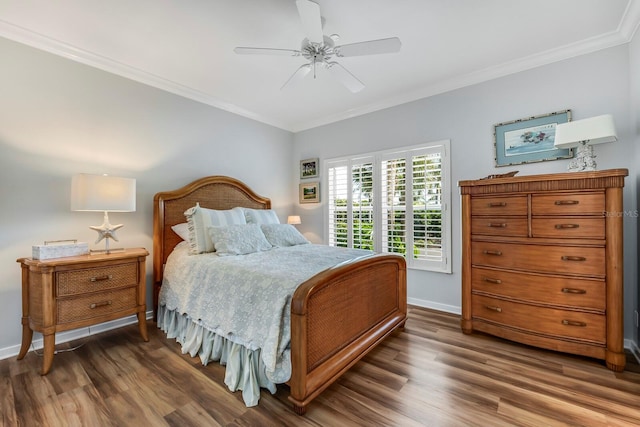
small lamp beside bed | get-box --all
[71,173,136,254]
[287,215,301,225]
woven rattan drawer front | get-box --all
[57,263,138,296]
[57,287,137,324]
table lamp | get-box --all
[71,173,136,253]
[553,114,617,172]
[287,215,302,225]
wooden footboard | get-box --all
[288,253,407,414]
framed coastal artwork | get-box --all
[300,158,319,179]
[494,110,573,167]
[299,182,319,204]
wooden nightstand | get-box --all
[17,248,149,374]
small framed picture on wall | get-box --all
[299,182,320,204]
[300,158,319,179]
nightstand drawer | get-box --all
[57,263,138,296]
[471,267,605,311]
[471,195,527,216]
[57,287,137,323]
[531,217,604,239]
[532,192,605,215]
[471,217,528,237]
[472,294,605,344]
[471,241,605,277]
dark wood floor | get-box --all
[2,306,640,426]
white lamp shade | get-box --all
[71,174,136,212]
[287,215,301,225]
[554,114,618,149]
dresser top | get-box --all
[17,247,149,267]
[459,168,628,194]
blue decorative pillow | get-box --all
[183,204,246,254]
[260,224,310,247]
[242,208,280,225]
[208,224,272,256]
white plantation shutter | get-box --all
[325,140,450,273]
[327,161,348,247]
[326,157,374,249]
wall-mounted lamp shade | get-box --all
[554,114,618,148]
[71,174,136,212]
[287,215,301,225]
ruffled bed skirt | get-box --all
[157,305,277,406]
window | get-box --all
[325,140,451,272]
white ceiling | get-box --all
[1,0,639,132]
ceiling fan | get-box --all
[233,0,401,93]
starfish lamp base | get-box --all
[89,211,125,254]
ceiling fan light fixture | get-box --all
[233,0,401,93]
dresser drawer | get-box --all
[471,195,527,216]
[471,241,605,276]
[57,287,137,324]
[532,192,605,216]
[531,217,604,239]
[471,267,605,311]
[56,263,138,296]
[472,294,605,344]
[471,217,528,237]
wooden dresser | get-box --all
[17,248,149,374]
[459,169,627,371]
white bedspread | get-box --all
[159,242,372,385]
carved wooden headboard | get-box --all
[152,176,270,313]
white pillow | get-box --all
[243,208,280,225]
[208,224,272,256]
[260,224,310,247]
[171,222,190,241]
[184,204,246,254]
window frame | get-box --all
[324,140,451,273]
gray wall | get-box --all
[293,44,639,346]
[632,29,640,347]
[0,36,294,355]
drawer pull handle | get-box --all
[555,224,579,229]
[485,305,502,313]
[483,277,502,284]
[90,275,113,282]
[562,319,586,327]
[90,300,112,309]
[483,250,502,256]
[555,200,579,205]
[562,288,586,294]
[488,223,507,228]
[488,202,507,207]
[561,256,586,262]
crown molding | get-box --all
[2,2,639,135]
[0,19,292,132]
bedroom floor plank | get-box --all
[2,306,640,426]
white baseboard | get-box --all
[407,297,461,315]
[0,310,154,361]
[625,339,640,363]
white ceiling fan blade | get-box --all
[296,0,324,44]
[334,37,402,57]
[234,47,301,56]
[281,63,312,90]
[327,62,365,93]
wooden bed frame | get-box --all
[153,175,407,414]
